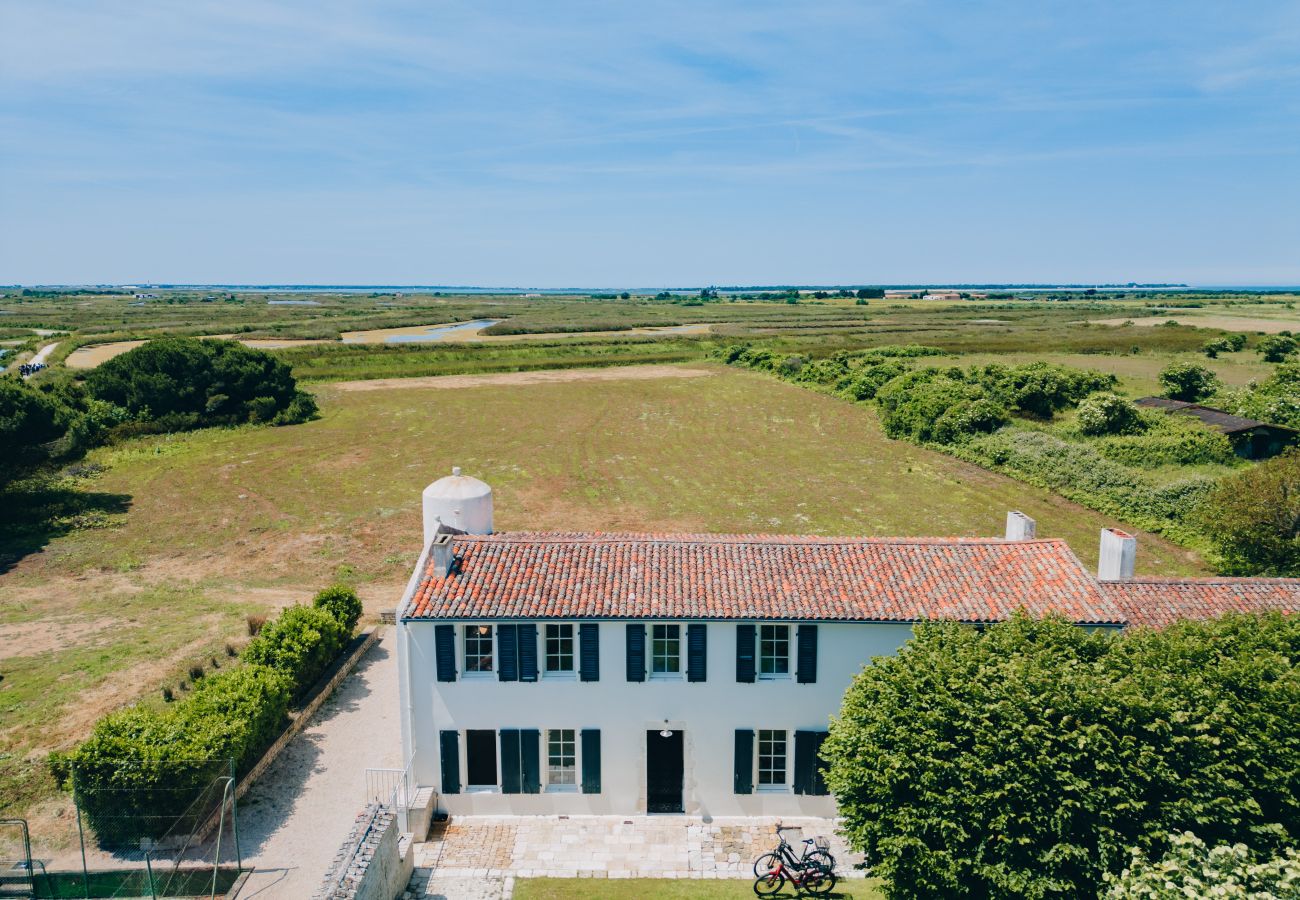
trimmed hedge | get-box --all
[57,585,360,843]
[823,613,1300,900]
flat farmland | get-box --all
[0,363,1205,836]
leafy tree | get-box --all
[1076,392,1145,436]
[857,288,885,299]
[1158,362,1220,402]
[1257,335,1298,363]
[823,613,1300,900]
[1105,832,1300,899]
[1202,337,1233,358]
[1194,450,1300,575]
[0,376,67,484]
[978,362,1116,418]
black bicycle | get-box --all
[752,832,837,896]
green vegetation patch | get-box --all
[513,878,884,899]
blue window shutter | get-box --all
[518,624,538,682]
[734,729,754,794]
[795,730,830,795]
[521,729,541,793]
[581,729,602,793]
[797,625,818,684]
[626,624,645,682]
[736,624,756,683]
[435,625,457,682]
[498,624,518,682]
[500,729,521,793]
[579,624,600,682]
[687,624,707,682]
[439,730,460,794]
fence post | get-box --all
[72,763,90,900]
[144,851,157,900]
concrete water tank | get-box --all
[422,466,494,544]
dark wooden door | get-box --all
[646,729,684,813]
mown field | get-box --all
[0,364,1206,841]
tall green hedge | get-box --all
[823,613,1300,900]
[242,604,350,698]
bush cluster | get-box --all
[1194,450,1300,576]
[1092,412,1235,467]
[54,585,361,843]
[1076,393,1145,436]
[1105,832,1300,899]
[1220,363,1300,430]
[1158,362,1220,402]
[823,613,1300,900]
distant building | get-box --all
[923,291,963,301]
[1135,397,1298,460]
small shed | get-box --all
[1134,397,1299,460]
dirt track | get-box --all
[328,364,717,392]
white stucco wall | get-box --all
[397,617,914,817]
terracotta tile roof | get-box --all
[1103,578,1300,629]
[405,532,1125,624]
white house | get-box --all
[395,470,1300,819]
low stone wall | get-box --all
[315,803,412,900]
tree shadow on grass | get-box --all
[0,475,132,574]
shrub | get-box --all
[1203,337,1232,358]
[246,614,266,636]
[1220,364,1300,430]
[1158,362,1220,402]
[1093,413,1235,466]
[1194,450,1300,576]
[64,664,291,843]
[876,371,998,443]
[242,605,349,697]
[313,584,362,634]
[931,397,1009,444]
[0,376,69,484]
[823,614,1300,900]
[1257,335,1298,363]
[1106,832,1300,899]
[838,361,907,401]
[1077,393,1145,436]
[977,362,1116,418]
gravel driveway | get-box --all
[234,628,401,898]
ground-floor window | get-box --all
[547,729,577,789]
[466,729,497,787]
[758,729,787,787]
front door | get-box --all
[646,729,684,813]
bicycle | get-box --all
[752,832,837,896]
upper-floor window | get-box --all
[547,728,577,789]
[651,624,681,676]
[545,623,575,674]
[758,729,787,787]
[464,625,494,674]
[759,624,789,679]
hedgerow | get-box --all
[242,604,350,698]
[823,613,1300,900]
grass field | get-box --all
[0,364,1207,841]
[512,878,884,899]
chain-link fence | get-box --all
[21,759,243,899]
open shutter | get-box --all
[581,729,602,793]
[500,729,521,793]
[734,729,754,794]
[579,624,600,682]
[518,624,538,682]
[521,729,541,793]
[435,625,456,682]
[498,624,518,681]
[794,730,830,795]
[626,624,646,682]
[810,731,829,795]
[797,625,818,684]
[439,730,460,795]
[736,624,756,683]
[687,624,707,682]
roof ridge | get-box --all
[1109,576,1300,585]
[455,532,1073,547]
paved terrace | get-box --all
[404,816,865,899]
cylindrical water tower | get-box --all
[422,466,493,545]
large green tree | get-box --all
[1194,450,1300,576]
[822,614,1300,900]
[0,376,68,484]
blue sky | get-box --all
[2,1,1298,286]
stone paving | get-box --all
[402,815,863,898]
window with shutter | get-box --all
[579,624,600,682]
[500,729,521,793]
[439,730,460,794]
[496,625,517,681]
[733,729,754,794]
[518,624,538,681]
[435,625,457,682]
[736,624,756,683]
[521,729,541,793]
[581,729,602,793]
[626,624,646,682]
[794,730,830,795]
[687,624,707,682]
[796,625,818,684]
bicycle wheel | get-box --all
[753,852,783,878]
[802,868,838,895]
[754,871,786,896]
[807,849,836,873]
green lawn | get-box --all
[513,878,884,899]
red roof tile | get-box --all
[405,532,1125,624]
[1103,578,1300,629]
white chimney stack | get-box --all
[1097,528,1136,581]
[1005,511,1037,540]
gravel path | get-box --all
[234,629,401,899]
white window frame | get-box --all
[544,623,577,679]
[758,624,791,680]
[462,624,495,679]
[756,729,790,791]
[650,623,683,679]
[545,728,579,792]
